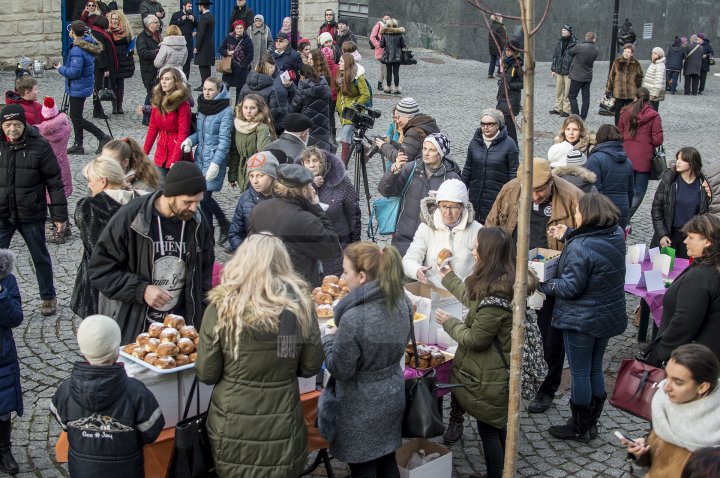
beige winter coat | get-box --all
[643,57,666,101]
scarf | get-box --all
[92,26,119,70]
[197,95,230,116]
[109,24,127,43]
[651,380,720,451]
[280,24,292,35]
[145,28,161,45]
[234,117,262,134]
[483,130,500,148]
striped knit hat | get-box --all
[424,133,451,159]
[396,97,420,118]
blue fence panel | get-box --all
[212,0,290,57]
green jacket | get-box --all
[228,123,272,185]
[195,304,324,478]
[335,66,370,126]
[441,272,511,429]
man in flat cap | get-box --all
[89,162,215,344]
[264,112,313,162]
[249,163,341,286]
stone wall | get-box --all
[300,0,337,41]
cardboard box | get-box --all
[396,438,452,478]
[405,282,464,344]
[528,247,562,282]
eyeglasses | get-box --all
[87,3,96,6]
[438,205,463,213]
[480,122,498,127]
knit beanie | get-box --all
[42,97,59,119]
[436,178,469,204]
[396,97,420,118]
[652,47,665,58]
[0,104,25,125]
[547,141,574,168]
[164,161,207,197]
[318,32,333,45]
[337,16,349,26]
[565,149,587,166]
[424,133,451,160]
[254,14,264,23]
[480,108,505,128]
[246,151,279,178]
[562,24,573,33]
[77,315,121,365]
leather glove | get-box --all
[180,138,193,152]
[205,162,220,181]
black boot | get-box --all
[548,401,593,442]
[95,135,111,155]
[0,419,19,474]
[443,393,465,444]
[116,90,124,115]
[67,143,85,155]
[589,394,606,439]
[218,221,230,245]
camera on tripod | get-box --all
[342,104,381,130]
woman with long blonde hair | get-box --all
[196,233,323,478]
[108,9,134,114]
[335,52,370,166]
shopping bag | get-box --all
[168,377,216,478]
[400,49,417,65]
[367,166,415,240]
[650,145,667,180]
[609,358,666,421]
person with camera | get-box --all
[374,97,440,166]
[378,132,461,256]
[335,53,370,166]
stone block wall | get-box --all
[299,0,337,42]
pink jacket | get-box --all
[370,21,384,60]
[38,113,73,199]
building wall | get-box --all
[368,0,719,63]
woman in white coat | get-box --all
[642,47,666,112]
[403,178,482,288]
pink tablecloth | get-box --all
[624,258,690,327]
[403,360,454,397]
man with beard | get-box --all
[170,1,198,79]
[89,162,214,344]
[264,113,313,162]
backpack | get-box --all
[479,296,549,401]
[352,77,373,107]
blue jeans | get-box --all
[488,54,500,77]
[628,171,650,221]
[667,70,680,93]
[563,330,609,406]
[0,220,55,299]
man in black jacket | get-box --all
[194,0,215,89]
[568,32,599,120]
[170,1,198,79]
[228,0,253,33]
[89,162,214,345]
[334,17,357,51]
[249,164,341,287]
[0,105,67,316]
[487,14,507,79]
[549,24,578,117]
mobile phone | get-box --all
[399,145,406,156]
[613,431,631,442]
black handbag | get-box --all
[650,145,667,181]
[168,377,216,478]
[400,49,417,65]
[97,76,116,102]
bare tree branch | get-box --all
[530,0,553,36]
[464,0,522,21]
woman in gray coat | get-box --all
[249,14,272,68]
[323,242,411,477]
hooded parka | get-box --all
[0,250,23,418]
[618,102,663,173]
[59,35,103,98]
[650,169,710,247]
[153,35,188,72]
[143,87,192,168]
[188,87,233,191]
[586,140,635,227]
[379,26,406,64]
[238,70,284,129]
[289,77,333,153]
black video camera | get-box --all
[341,103,381,130]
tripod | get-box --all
[347,127,374,235]
[60,92,114,139]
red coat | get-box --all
[618,103,663,173]
[4,91,45,126]
[143,100,191,168]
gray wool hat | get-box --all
[246,151,279,178]
[276,164,314,187]
[480,108,505,128]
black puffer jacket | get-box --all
[650,169,710,247]
[114,36,136,79]
[290,77,333,153]
[550,35,579,75]
[88,191,215,345]
[379,114,440,163]
[0,126,68,223]
[239,70,284,130]
[496,54,523,115]
[136,29,160,90]
[462,126,519,223]
[51,363,165,478]
[249,196,342,287]
[666,44,685,71]
[586,141,634,228]
[379,26,406,64]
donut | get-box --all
[148,322,164,338]
[437,248,453,266]
[155,356,176,369]
[175,354,191,366]
[144,353,158,365]
[192,336,199,346]
[131,347,147,359]
[144,338,160,353]
[122,343,138,354]
[311,287,323,298]
[177,337,195,354]
[136,333,151,347]
[157,342,179,357]
[316,304,334,318]
[160,328,179,344]
[326,283,342,297]
[179,325,198,340]
[314,292,333,305]
[163,314,186,329]
[189,352,197,363]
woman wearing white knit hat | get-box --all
[643,46,666,112]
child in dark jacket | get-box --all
[227,151,279,252]
[0,250,23,475]
[51,315,164,478]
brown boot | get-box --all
[339,142,350,168]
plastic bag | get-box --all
[406,449,442,470]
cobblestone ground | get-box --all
[2,39,718,477]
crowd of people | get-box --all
[0,5,719,478]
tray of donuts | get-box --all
[311,275,350,320]
[405,344,454,370]
[119,314,200,374]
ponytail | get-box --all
[625,86,650,139]
[104,137,161,190]
[344,242,405,313]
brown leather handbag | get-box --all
[216,56,232,74]
[609,358,666,421]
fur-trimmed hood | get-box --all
[154,86,191,114]
[380,26,405,35]
[552,133,596,154]
[418,196,476,230]
[0,249,15,280]
[72,35,103,55]
[320,152,347,189]
[160,35,187,49]
[552,165,597,184]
